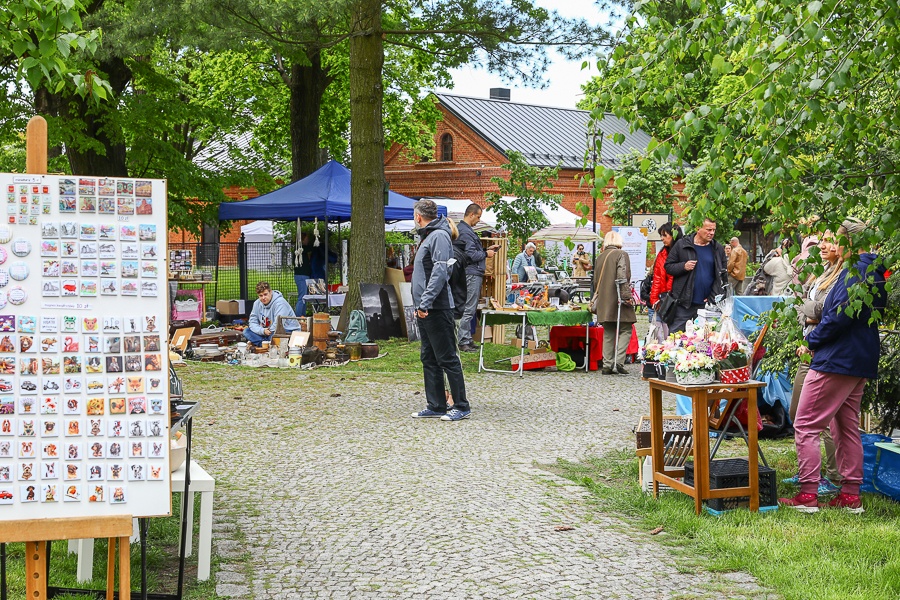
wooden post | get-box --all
[25,541,48,599]
[25,116,48,175]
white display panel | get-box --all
[0,174,170,520]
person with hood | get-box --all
[244,281,297,347]
[664,217,728,332]
[780,218,887,514]
[592,231,636,374]
[410,199,470,422]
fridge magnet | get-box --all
[40,240,59,256]
[40,336,59,352]
[65,419,81,436]
[99,179,115,196]
[80,280,97,297]
[41,420,58,438]
[88,485,104,502]
[117,197,135,215]
[121,261,138,278]
[79,242,97,258]
[42,484,58,502]
[19,418,36,435]
[0,334,12,353]
[149,441,164,460]
[60,222,77,238]
[136,196,152,215]
[140,262,158,278]
[107,376,125,394]
[40,316,59,333]
[19,379,37,398]
[141,243,158,259]
[42,222,59,238]
[80,223,97,240]
[63,377,83,394]
[0,398,12,413]
[64,466,80,484]
[88,464,104,480]
[59,194,77,212]
[78,178,96,196]
[147,379,163,396]
[61,316,78,333]
[143,316,158,333]
[19,440,35,458]
[21,484,37,502]
[0,418,11,436]
[61,259,78,276]
[88,418,102,436]
[0,357,12,374]
[0,290,7,310]
[86,398,105,416]
[143,335,160,352]
[144,354,161,371]
[64,484,81,501]
[0,485,10,503]
[148,419,163,437]
[128,464,144,481]
[42,204,51,215]
[108,444,123,461]
[99,261,116,277]
[121,281,138,296]
[135,180,152,197]
[138,224,156,241]
[60,279,77,297]
[121,243,138,259]
[89,440,105,459]
[19,335,35,353]
[20,359,38,378]
[126,377,144,395]
[41,280,60,297]
[0,247,6,265]
[79,196,96,213]
[85,356,102,374]
[116,180,134,196]
[105,336,121,353]
[111,485,126,504]
[64,397,80,415]
[0,226,10,244]
[108,419,124,437]
[9,262,29,281]
[0,316,12,332]
[140,281,158,297]
[99,224,116,240]
[82,317,99,333]
[62,336,79,352]
[41,358,60,376]
[98,197,116,214]
[85,335,100,353]
[128,396,145,414]
[12,239,31,257]
[65,443,81,461]
[129,442,144,458]
[148,465,164,480]
[41,396,58,414]
[98,242,116,259]
[81,260,99,277]
[41,378,60,394]
[129,420,144,437]
[85,376,104,395]
[42,461,57,479]
[124,355,142,372]
[103,317,122,333]
[19,462,36,481]
[63,355,81,374]
[119,225,137,241]
[106,356,123,373]
[123,335,140,353]
[41,437,59,455]
[7,286,26,306]
[109,398,126,415]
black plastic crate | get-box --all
[684,458,777,511]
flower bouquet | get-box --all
[710,290,753,383]
[673,351,717,385]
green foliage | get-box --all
[606,151,676,225]
[485,150,563,250]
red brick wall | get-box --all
[168,186,261,244]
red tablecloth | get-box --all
[549,324,639,371]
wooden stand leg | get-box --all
[106,539,116,600]
[748,388,760,512]
[25,541,48,599]
[118,536,130,600]
[649,388,664,498]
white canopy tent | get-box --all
[240,220,289,267]
[385,198,496,233]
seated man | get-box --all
[244,281,296,347]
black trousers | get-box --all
[671,304,701,334]
[418,308,469,412]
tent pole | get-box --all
[324,217,330,314]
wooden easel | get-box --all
[0,117,134,600]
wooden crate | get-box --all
[480,236,508,342]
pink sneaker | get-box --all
[827,493,864,514]
[779,492,819,513]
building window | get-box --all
[440,133,453,161]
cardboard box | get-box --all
[474,326,493,342]
[216,299,246,315]
[513,339,537,350]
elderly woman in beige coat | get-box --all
[592,231,636,374]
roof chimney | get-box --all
[489,88,510,101]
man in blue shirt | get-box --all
[664,218,727,332]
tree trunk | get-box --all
[289,52,329,181]
[340,0,385,329]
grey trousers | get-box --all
[728,275,745,295]
[601,321,632,369]
[457,273,482,346]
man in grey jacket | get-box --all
[454,203,499,352]
[410,199,471,421]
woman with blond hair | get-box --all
[592,231,636,374]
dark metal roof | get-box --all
[435,92,654,170]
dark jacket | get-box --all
[454,220,486,277]
[411,216,453,311]
[664,234,727,308]
[807,253,886,379]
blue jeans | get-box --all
[294,275,310,316]
[243,328,272,348]
[457,273,482,346]
[419,309,468,412]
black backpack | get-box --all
[639,273,653,305]
[448,238,470,319]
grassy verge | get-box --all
[547,439,900,600]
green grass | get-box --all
[547,439,900,600]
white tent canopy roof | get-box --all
[241,219,273,241]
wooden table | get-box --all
[646,377,767,514]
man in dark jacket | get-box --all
[454,204,499,352]
[781,219,886,513]
[664,218,728,332]
[410,199,470,421]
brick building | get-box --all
[384,91,666,232]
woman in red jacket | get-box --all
[649,223,680,314]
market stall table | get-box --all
[478,309,592,377]
[646,377,767,514]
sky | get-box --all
[436,0,616,110]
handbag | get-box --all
[656,292,677,325]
